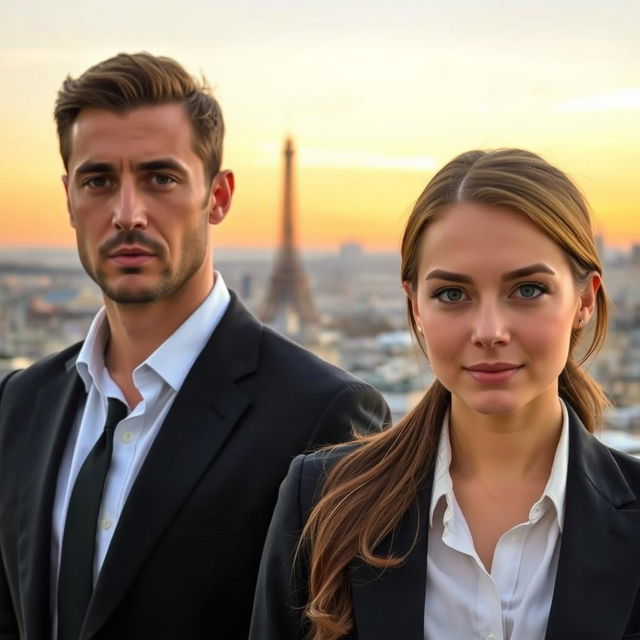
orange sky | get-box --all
[1,1,639,251]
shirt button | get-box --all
[101,517,112,530]
[121,431,134,443]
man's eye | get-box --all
[433,288,467,303]
[513,282,548,299]
[150,174,176,186]
[84,176,112,189]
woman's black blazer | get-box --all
[250,403,640,639]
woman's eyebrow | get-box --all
[502,264,556,281]
[425,263,556,284]
[425,269,472,283]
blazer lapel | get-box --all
[19,360,84,639]
[350,478,432,640]
[83,293,262,638]
[546,406,640,639]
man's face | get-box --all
[63,103,233,305]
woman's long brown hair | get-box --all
[299,149,610,640]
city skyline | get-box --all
[1,0,639,250]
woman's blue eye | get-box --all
[435,288,466,303]
[514,283,547,299]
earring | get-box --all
[416,326,423,334]
[578,318,584,328]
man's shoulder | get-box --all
[2,341,82,394]
[219,292,364,388]
[259,325,360,387]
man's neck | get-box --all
[102,270,215,403]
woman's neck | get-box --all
[449,392,564,482]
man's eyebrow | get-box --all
[74,161,114,175]
[425,263,556,284]
[136,158,186,173]
[73,158,187,175]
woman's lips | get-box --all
[464,364,523,384]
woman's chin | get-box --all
[454,391,524,417]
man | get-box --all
[0,53,389,639]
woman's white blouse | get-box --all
[424,401,569,640]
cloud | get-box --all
[253,143,438,172]
[558,88,640,112]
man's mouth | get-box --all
[109,246,155,266]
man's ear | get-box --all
[62,175,76,228]
[208,170,235,225]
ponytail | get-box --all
[299,381,449,640]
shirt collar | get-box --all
[76,271,231,394]
[429,399,570,531]
[429,411,454,528]
[76,307,109,394]
[542,399,570,531]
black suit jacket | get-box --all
[0,291,390,640]
[251,404,640,639]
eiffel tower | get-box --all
[261,138,318,340]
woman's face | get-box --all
[407,201,599,418]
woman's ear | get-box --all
[575,271,601,328]
[402,281,422,333]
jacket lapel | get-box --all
[83,294,262,638]
[545,406,640,639]
[19,359,84,640]
[348,406,640,640]
[350,478,432,640]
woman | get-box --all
[250,149,640,640]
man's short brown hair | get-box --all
[54,52,224,180]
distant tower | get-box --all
[261,138,318,340]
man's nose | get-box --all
[471,301,510,348]
[112,181,147,230]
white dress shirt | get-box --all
[424,401,569,640]
[50,272,230,628]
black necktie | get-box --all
[57,397,128,640]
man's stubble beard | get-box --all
[77,221,210,305]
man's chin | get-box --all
[99,283,164,305]
[92,270,170,304]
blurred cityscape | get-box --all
[3,137,640,453]
[2,238,640,447]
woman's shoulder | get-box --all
[287,442,363,519]
[300,441,361,474]
[606,446,640,488]
[584,430,640,506]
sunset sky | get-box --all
[1,0,638,251]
